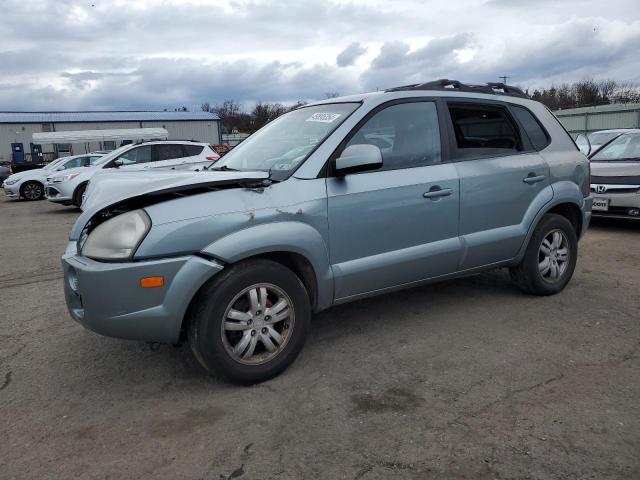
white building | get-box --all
[0,111,221,164]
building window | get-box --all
[42,123,53,132]
[103,141,116,150]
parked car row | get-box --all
[2,140,221,206]
[4,81,635,384]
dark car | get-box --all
[0,161,11,186]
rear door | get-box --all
[445,100,552,269]
[152,144,187,169]
[326,99,461,300]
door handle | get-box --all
[423,187,453,199]
[523,174,545,184]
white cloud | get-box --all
[0,0,638,109]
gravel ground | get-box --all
[1,197,639,480]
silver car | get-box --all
[62,80,592,384]
[3,153,103,201]
[589,129,640,219]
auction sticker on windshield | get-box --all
[306,113,341,123]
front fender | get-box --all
[201,221,334,310]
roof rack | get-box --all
[385,79,528,99]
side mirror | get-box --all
[335,144,383,176]
[113,159,124,168]
[575,133,591,156]
[56,166,65,171]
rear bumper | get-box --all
[62,243,224,344]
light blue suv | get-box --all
[62,80,592,383]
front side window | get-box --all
[117,145,152,165]
[344,101,441,171]
[213,103,359,179]
[62,156,88,169]
[448,103,523,157]
[591,133,640,162]
[155,144,185,161]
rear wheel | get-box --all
[188,259,311,384]
[510,213,578,295]
[21,181,44,201]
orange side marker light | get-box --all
[140,276,165,288]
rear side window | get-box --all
[510,105,549,150]
[183,144,204,156]
[155,144,185,161]
[344,101,441,171]
[447,103,523,157]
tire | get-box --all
[188,259,311,384]
[73,183,87,207]
[20,181,44,201]
[510,213,578,296]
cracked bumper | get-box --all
[62,242,224,343]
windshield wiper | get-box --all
[209,165,239,171]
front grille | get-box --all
[591,186,640,194]
[591,175,640,185]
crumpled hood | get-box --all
[70,169,269,240]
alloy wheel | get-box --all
[220,283,295,365]
[23,183,42,200]
[538,229,570,283]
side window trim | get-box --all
[443,98,533,162]
[326,97,448,177]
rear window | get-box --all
[447,103,523,157]
[510,106,550,151]
[183,145,204,156]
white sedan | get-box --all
[3,153,104,201]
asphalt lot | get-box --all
[1,196,639,480]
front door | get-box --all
[326,100,461,300]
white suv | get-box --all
[46,141,220,207]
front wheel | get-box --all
[510,213,578,296]
[188,259,311,384]
[21,181,44,201]
[73,184,87,207]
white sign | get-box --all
[306,113,341,123]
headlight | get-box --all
[4,178,18,185]
[54,173,80,183]
[81,209,151,261]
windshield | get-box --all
[591,133,640,162]
[213,103,360,179]
[44,157,71,170]
[588,131,624,146]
